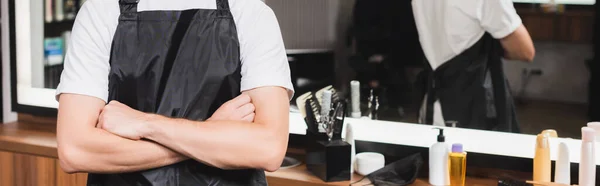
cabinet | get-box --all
[0,151,87,186]
[517,8,594,42]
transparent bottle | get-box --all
[449,143,466,186]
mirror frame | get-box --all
[7,0,58,116]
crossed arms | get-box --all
[57,86,290,174]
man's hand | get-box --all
[208,94,255,122]
[98,101,151,140]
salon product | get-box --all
[586,122,600,142]
[554,141,570,184]
[45,0,54,22]
[64,0,77,20]
[350,81,361,118]
[449,143,466,186]
[44,38,65,66]
[429,128,449,186]
[355,152,385,176]
[345,123,356,174]
[55,0,65,21]
[533,130,557,182]
[579,127,596,186]
[62,31,71,55]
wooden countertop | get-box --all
[0,115,502,186]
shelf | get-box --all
[44,20,74,38]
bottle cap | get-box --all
[433,128,445,142]
[582,127,596,143]
[587,122,600,141]
[541,129,558,138]
[452,143,463,153]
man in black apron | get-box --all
[412,0,534,132]
[55,0,293,185]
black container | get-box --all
[305,129,351,182]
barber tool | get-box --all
[316,86,340,104]
[296,91,314,119]
[373,96,380,120]
[305,96,322,134]
[331,102,346,141]
[367,89,374,119]
[320,90,333,133]
[305,98,352,182]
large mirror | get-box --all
[7,0,599,140]
[275,0,598,139]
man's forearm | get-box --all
[59,128,188,174]
[141,115,288,172]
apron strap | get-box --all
[216,0,230,10]
[119,0,139,13]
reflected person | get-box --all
[55,0,293,185]
[412,0,534,132]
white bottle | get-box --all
[429,128,449,186]
[350,81,361,118]
[345,123,356,174]
[586,122,600,142]
[579,127,596,186]
[555,141,570,184]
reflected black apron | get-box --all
[420,33,520,133]
[87,0,267,185]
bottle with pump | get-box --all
[429,128,449,186]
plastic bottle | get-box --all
[533,129,557,182]
[554,141,570,184]
[579,127,596,186]
[429,128,449,186]
[449,143,467,186]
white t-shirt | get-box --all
[56,0,294,103]
[412,0,522,126]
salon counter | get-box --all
[0,115,502,186]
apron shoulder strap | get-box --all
[216,0,230,10]
[119,0,139,13]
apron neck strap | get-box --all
[216,0,230,10]
[119,0,139,13]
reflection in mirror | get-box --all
[274,0,596,139]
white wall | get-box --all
[504,42,592,104]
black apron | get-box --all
[419,33,520,133]
[87,0,267,185]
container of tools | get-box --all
[301,88,352,182]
